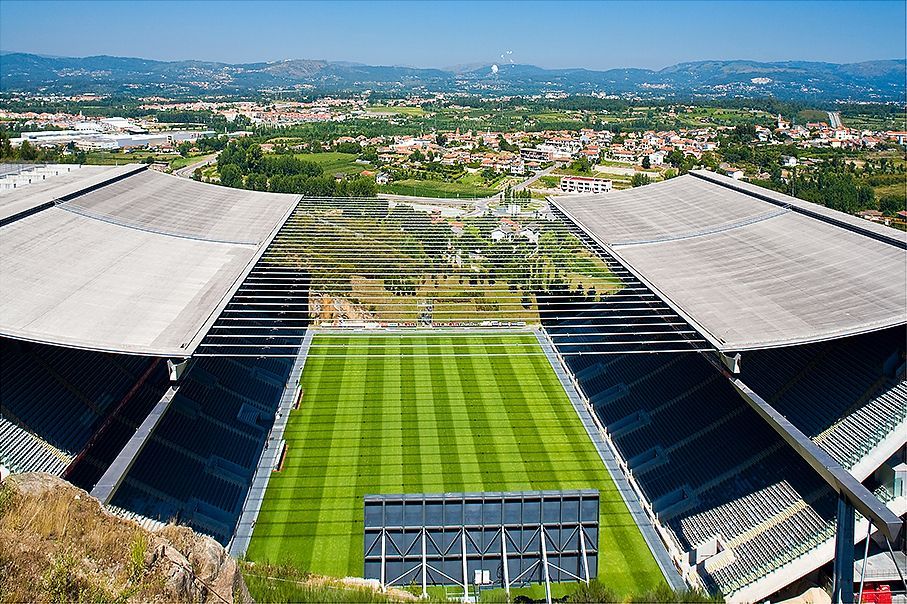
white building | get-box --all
[647,151,666,166]
[560,176,613,194]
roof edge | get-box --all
[0,163,147,227]
[180,195,303,355]
[547,195,726,352]
[0,328,189,359]
[689,170,907,249]
[550,192,906,354]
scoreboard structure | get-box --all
[364,490,600,601]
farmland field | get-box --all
[245,333,664,594]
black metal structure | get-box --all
[364,490,599,603]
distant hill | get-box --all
[1,52,903,100]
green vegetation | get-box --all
[215,138,376,196]
[381,177,498,198]
[168,152,216,171]
[242,565,722,603]
[292,151,363,176]
[796,109,829,124]
[837,104,906,131]
[630,173,652,187]
[367,105,425,116]
[242,563,425,603]
[280,203,620,325]
[246,334,664,594]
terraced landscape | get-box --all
[245,333,664,594]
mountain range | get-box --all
[1,52,904,101]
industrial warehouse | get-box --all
[0,164,904,603]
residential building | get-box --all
[560,176,613,194]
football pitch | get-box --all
[246,333,663,593]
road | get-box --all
[172,153,218,178]
[828,111,843,129]
[513,165,557,190]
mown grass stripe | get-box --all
[428,350,464,491]
[248,333,664,594]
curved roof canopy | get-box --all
[554,171,907,352]
[0,166,299,357]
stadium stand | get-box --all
[0,416,71,475]
[739,329,907,472]
[1,165,904,602]
[549,309,905,597]
[108,355,294,545]
[0,338,159,455]
[0,165,299,356]
[553,172,906,351]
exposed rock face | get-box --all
[0,472,251,604]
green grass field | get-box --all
[367,105,425,116]
[380,178,499,198]
[290,152,364,176]
[246,333,664,594]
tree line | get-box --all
[215,138,376,197]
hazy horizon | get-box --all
[1,0,904,71]
[0,49,904,71]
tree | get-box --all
[219,164,243,188]
[879,195,906,216]
[335,141,361,154]
[19,140,37,161]
[665,149,685,168]
[246,172,269,191]
[243,144,264,173]
[0,129,13,159]
[346,177,377,197]
[570,156,592,174]
[641,155,651,169]
[631,173,651,188]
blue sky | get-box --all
[1,1,904,69]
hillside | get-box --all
[1,52,903,100]
[0,472,251,603]
[0,472,440,603]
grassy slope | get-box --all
[292,152,364,176]
[246,334,663,594]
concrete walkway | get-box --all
[534,329,686,590]
[228,329,315,558]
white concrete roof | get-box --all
[554,172,907,351]
[60,169,297,244]
[0,164,145,223]
[0,169,299,356]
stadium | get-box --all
[0,163,905,603]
